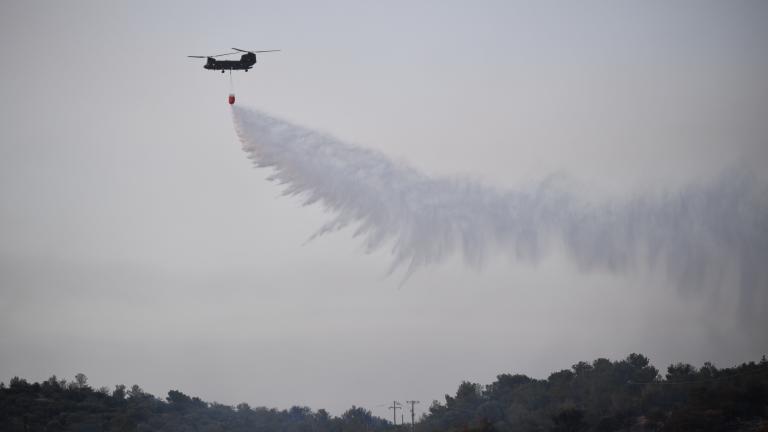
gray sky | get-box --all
[1,0,767,418]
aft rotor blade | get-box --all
[187,55,207,58]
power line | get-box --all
[405,400,420,432]
[389,401,402,425]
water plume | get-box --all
[232,106,768,310]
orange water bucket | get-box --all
[228,93,235,105]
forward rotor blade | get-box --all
[188,52,238,59]
[232,48,281,53]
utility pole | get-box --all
[389,401,401,426]
[405,400,420,432]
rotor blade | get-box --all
[232,48,281,53]
[189,52,238,58]
[211,52,239,57]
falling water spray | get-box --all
[231,105,768,313]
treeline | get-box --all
[0,376,389,432]
[1,354,767,432]
[419,353,768,432]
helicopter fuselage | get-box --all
[204,53,257,71]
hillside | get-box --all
[2,354,767,431]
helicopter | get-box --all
[188,48,280,73]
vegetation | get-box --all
[420,354,768,432]
[1,354,767,431]
[0,376,387,432]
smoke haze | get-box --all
[233,106,768,313]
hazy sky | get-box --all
[1,0,767,418]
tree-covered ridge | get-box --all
[0,376,388,432]
[1,354,767,432]
[421,354,768,432]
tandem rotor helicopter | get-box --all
[188,48,280,104]
[188,48,280,72]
